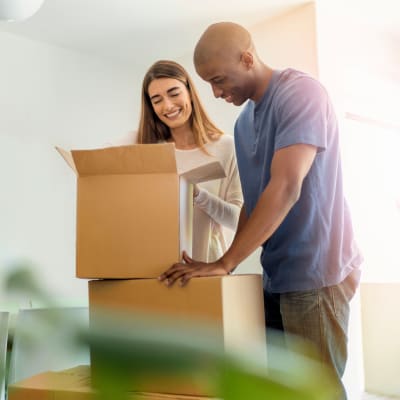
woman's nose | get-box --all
[162,98,174,111]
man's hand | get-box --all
[158,251,230,287]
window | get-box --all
[341,114,400,281]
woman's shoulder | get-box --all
[206,134,236,169]
[209,133,235,150]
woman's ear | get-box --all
[240,51,254,70]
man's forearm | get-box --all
[220,178,300,272]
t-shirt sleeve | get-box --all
[274,76,329,153]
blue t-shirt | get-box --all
[234,69,362,293]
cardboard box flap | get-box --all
[56,143,177,176]
[55,146,78,174]
[179,161,226,184]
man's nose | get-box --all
[211,84,223,98]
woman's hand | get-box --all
[193,184,200,199]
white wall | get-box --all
[316,1,400,123]
[251,2,318,77]
[0,32,141,310]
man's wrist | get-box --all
[219,256,236,274]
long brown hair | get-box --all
[137,60,223,147]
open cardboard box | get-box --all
[56,143,225,279]
[88,274,267,396]
[7,365,219,400]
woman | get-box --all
[137,60,242,263]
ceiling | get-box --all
[0,0,308,67]
[1,0,399,70]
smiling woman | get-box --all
[136,60,243,264]
[147,77,195,145]
[138,60,225,149]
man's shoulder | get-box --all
[272,69,329,110]
[277,69,325,94]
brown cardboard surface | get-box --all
[88,274,266,396]
[59,144,178,176]
[56,143,225,279]
[7,365,94,400]
[7,365,218,400]
[179,161,226,184]
[76,173,180,278]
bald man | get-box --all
[159,22,362,399]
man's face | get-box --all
[196,56,252,106]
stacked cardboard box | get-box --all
[8,365,220,400]
[88,274,266,396]
[14,143,266,399]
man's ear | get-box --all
[240,51,254,70]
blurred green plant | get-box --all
[3,264,337,400]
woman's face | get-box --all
[147,77,193,131]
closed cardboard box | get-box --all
[88,274,266,396]
[7,365,218,400]
[56,144,224,279]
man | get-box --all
[159,22,362,399]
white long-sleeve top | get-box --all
[175,135,243,262]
